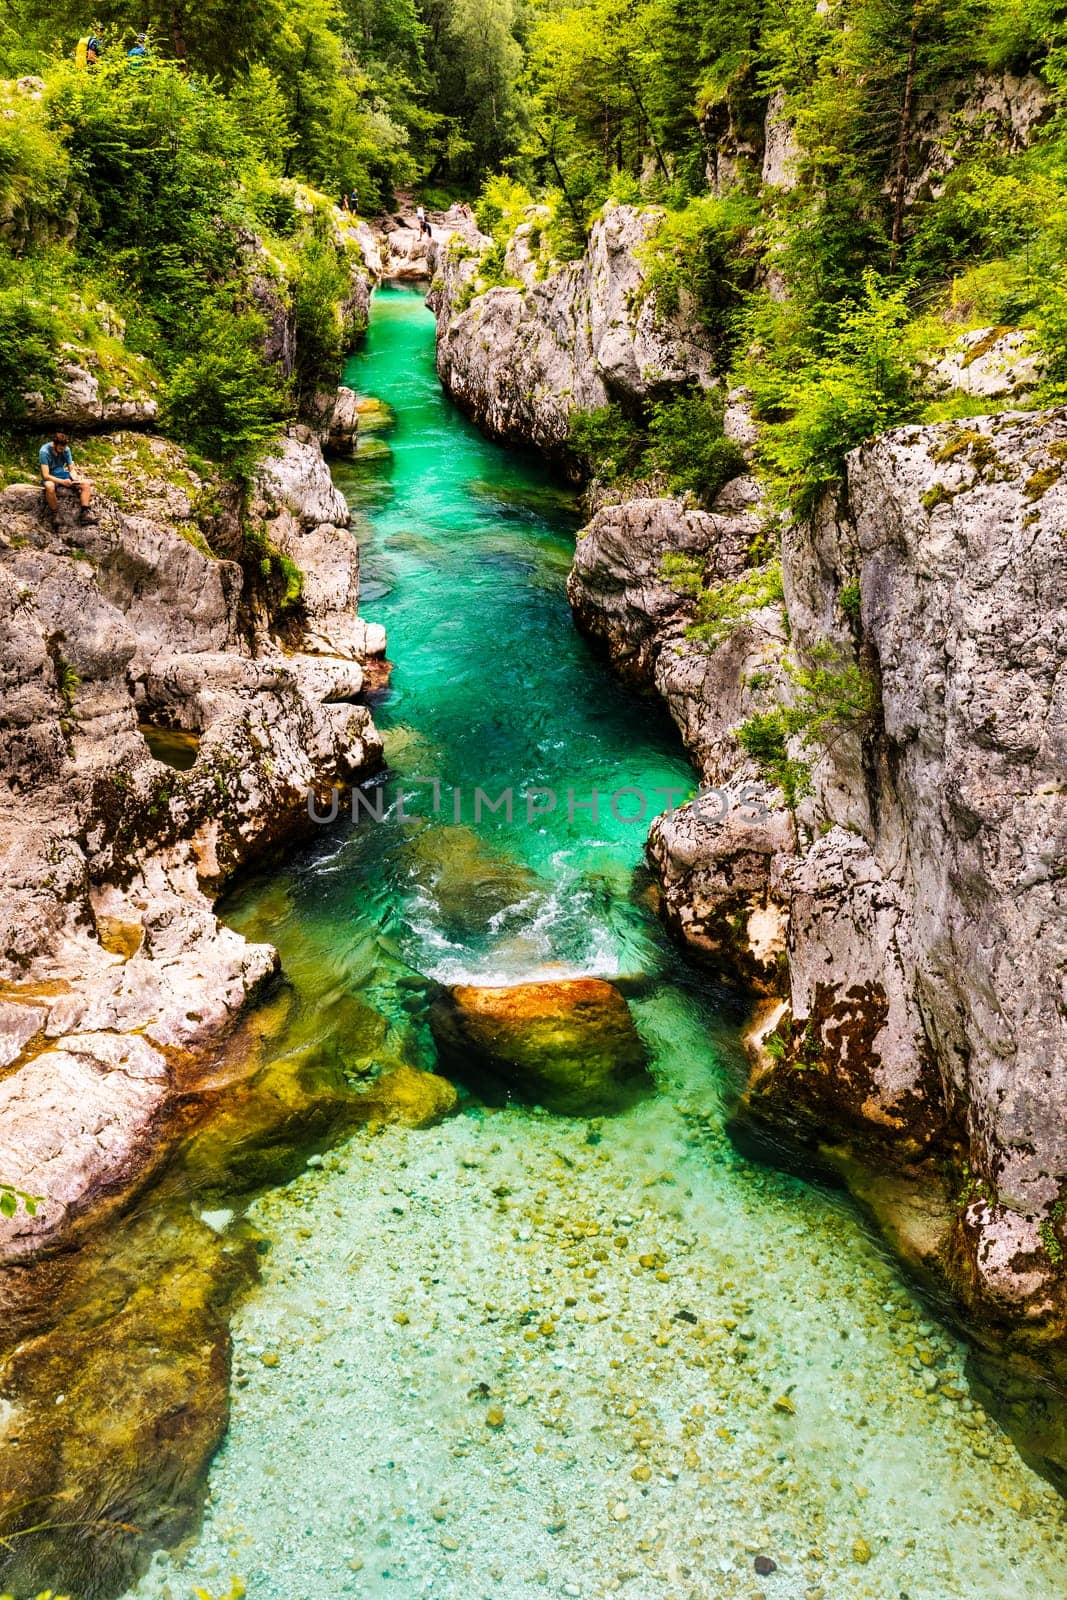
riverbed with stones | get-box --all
[127,288,1067,1600]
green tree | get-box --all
[165,301,285,476]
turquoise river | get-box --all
[129,286,1067,1600]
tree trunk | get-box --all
[889,1,921,273]
[621,63,671,185]
[539,126,586,239]
[167,0,188,61]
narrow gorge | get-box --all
[429,193,1067,1487]
[0,6,1065,1599]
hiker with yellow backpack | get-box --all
[74,33,102,66]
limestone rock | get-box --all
[429,978,650,1113]
[746,828,942,1156]
[782,411,1067,1238]
[927,326,1043,401]
[0,428,385,1259]
[383,218,434,280]
[431,206,718,455]
[761,91,800,190]
[569,394,1067,1341]
[0,1033,170,1261]
[22,357,157,428]
[256,425,351,529]
[647,782,793,993]
[567,493,785,782]
[905,72,1051,205]
[325,385,361,455]
[252,427,388,660]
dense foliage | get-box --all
[568,393,746,505]
[3,0,1067,499]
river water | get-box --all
[128,286,1067,1600]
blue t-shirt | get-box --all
[40,443,73,479]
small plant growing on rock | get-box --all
[685,561,784,646]
[838,581,862,624]
[1040,1199,1066,1266]
[0,1181,40,1217]
[763,1027,789,1060]
[659,551,704,596]
[952,1160,993,1213]
[57,660,80,710]
[737,644,879,808]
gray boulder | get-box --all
[430,205,718,454]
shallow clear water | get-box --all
[130,287,1067,1600]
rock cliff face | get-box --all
[429,205,717,455]
[0,427,384,1262]
[431,197,1067,1333]
[572,414,1067,1348]
[776,417,1066,1275]
[428,184,1067,1479]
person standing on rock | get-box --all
[39,432,95,522]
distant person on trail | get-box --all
[40,433,95,521]
[416,203,431,239]
[340,192,351,212]
[127,31,148,64]
[75,34,102,67]
[349,188,358,214]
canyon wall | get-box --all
[0,422,385,1263]
[429,205,717,456]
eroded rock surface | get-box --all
[567,489,782,779]
[573,406,1067,1333]
[774,414,1067,1307]
[429,205,718,455]
[430,978,649,1113]
[0,427,384,1262]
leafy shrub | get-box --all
[291,235,350,409]
[567,403,646,481]
[1035,277,1067,400]
[228,63,295,172]
[50,58,254,332]
[569,390,744,503]
[243,522,305,613]
[640,193,758,357]
[838,581,862,623]
[165,302,285,478]
[737,645,879,807]
[685,561,785,645]
[0,78,69,231]
[750,273,916,513]
[646,391,746,501]
[475,174,535,243]
[0,291,57,417]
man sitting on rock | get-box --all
[39,432,95,522]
